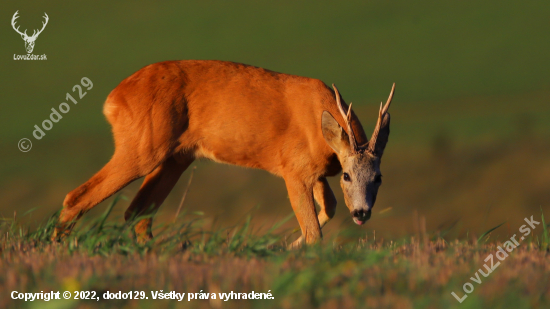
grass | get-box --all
[1,200,549,309]
[476,222,505,244]
[3,197,287,258]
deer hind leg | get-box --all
[124,153,194,243]
[285,177,322,249]
[54,139,176,239]
[54,150,150,238]
[293,177,336,246]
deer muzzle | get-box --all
[352,208,371,225]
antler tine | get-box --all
[11,10,19,25]
[368,113,381,153]
[31,12,49,38]
[381,83,395,115]
[332,84,358,153]
[11,11,27,36]
[368,83,395,154]
[333,84,345,119]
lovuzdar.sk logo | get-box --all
[11,10,48,60]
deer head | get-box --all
[322,83,395,225]
[11,11,49,54]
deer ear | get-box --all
[322,111,350,155]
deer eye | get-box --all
[343,173,351,182]
[374,175,382,184]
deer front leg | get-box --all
[285,177,322,249]
[293,177,336,246]
[314,177,337,228]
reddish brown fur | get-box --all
[56,60,368,245]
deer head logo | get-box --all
[11,11,49,54]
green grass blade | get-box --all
[22,206,40,217]
[477,222,505,243]
[96,194,125,234]
[541,207,548,249]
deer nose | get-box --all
[351,208,371,225]
[352,209,369,219]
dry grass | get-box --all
[1,208,549,309]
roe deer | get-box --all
[54,60,394,247]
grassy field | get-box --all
[1,201,549,309]
[2,1,550,238]
[2,1,550,308]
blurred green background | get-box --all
[1,1,549,240]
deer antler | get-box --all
[11,11,28,37]
[11,11,49,39]
[367,83,395,154]
[333,84,358,153]
[30,13,49,39]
